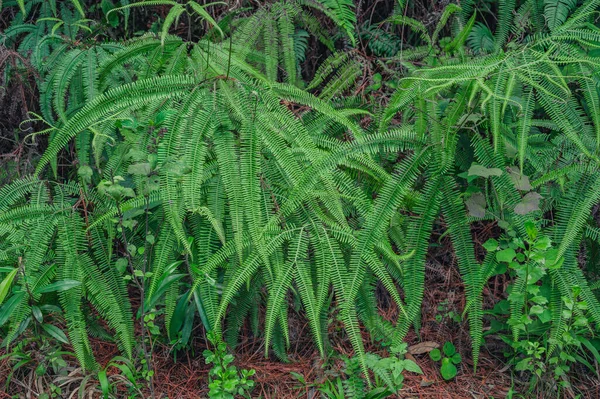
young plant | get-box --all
[203,333,255,399]
[429,342,461,380]
[485,221,596,392]
[318,344,423,398]
[435,300,461,324]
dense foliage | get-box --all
[2,0,600,397]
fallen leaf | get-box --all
[408,341,440,355]
[420,377,435,387]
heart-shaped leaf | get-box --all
[483,238,498,252]
[496,248,516,263]
[465,193,486,218]
[440,358,458,380]
[508,167,532,191]
[443,342,456,356]
[514,192,542,215]
[429,348,442,361]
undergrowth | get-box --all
[1,0,600,397]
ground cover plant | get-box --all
[2,0,600,397]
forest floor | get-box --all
[128,270,600,399]
[0,222,597,398]
[2,271,599,399]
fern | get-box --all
[315,0,357,45]
[3,0,600,389]
[545,0,577,31]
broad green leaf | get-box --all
[514,192,542,215]
[0,268,18,305]
[496,248,516,263]
[41,323,69,344]
[538,309,553,324]
[98,369,110,398]
[483,239,498,252]
[524,221,537,241]
[465,192,486,218]
[530,305,544,315]
[440,357,458,380]
[509,167,532,191]
[128,163,152,176]
[115,258,128,274]
[402,359,423,374]
[0,292,25,326]
[429,348,442,361]
[32,306,43,323]
[35,280,82,294]
[443,341,456,356]
[468,164,502,178]
[451,352,462,364]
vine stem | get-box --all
[116,197,155,399]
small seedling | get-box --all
[435,300,461,323]
[203,333,255,399]
[429,342,461,380]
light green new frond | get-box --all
[160,4,185,45]
[432,3,461,46]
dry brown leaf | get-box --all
[408,341,440,355]
[420,377,435,387]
